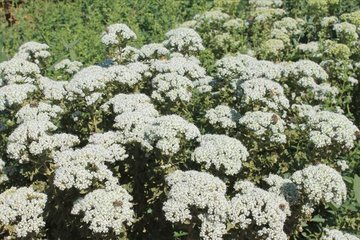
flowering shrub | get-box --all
[0,1,360,239]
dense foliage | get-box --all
[0,0,360,239]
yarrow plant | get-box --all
[0,1,360,238]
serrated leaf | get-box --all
[354,174,360,204]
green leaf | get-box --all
[310,215,325,223]
[174,231,188,238]
[354,174,360,204]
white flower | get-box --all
[348,76,358,85]
[114,109,158,148]
[151,55,207,81]
[249,0,283,8]
[0,57,40,84]
[163,27,204,54]
[7,119,79,163]
[205,105,241,129]
[66,65,108,100]
[333,22,358,40]
[239,111,286,143]
[262,39,285,55]
[126,61,151,77]
[151,73,193,103]
[306,111,359,149]
[0,84,37,111]
[163,170,228,240]
[0,159,8,184]
[264,174,300,205]
[253,8,286,22]
[101,23,137,46]
[54,144,126,191]
[194,10,230,24]
[239,78,289,112]
[106,64,142,87]
[215,54,282,82]
[322,228,360,240]
[229,181,290,240]
[0,187,47,238]
[144,115,200,155]
[282,60,328,82]
[39,77,68,101]
[273,17,302,36]
[291,164,347,206]
[14,41,51,64]
[54,59,83,74]
[297,41,319,53]
[192,134,249,175]
[336,160,349,171]
[139,43,169,60]
[102,93,155,114]
[71,185,134,235]
[15,102,63,123]
[321,16,339,27]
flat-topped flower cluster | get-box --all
[0,0,359,238]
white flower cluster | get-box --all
[336,160,349,171]
[265,174,300,205]
[102,93,154,114]
[39,77,68,101]
[15,102,62,123]
[54,59,83,74]
[250,0,285,22]
[101,23,137,46]
[282,60,328,82]
[223,18,245,31]
[144,115,200,155]
[291,164,347,206]
[103,93,159,147]
[228,181,290,240]
[0,187,47,238]
[273,17,304,36]
[0,159,8,184]
[151,73,193,103]
[261,39,285,55]
[14,41,51,64]
[163,27,204,54]
[7,119,79,163]
[0,84,37,111]
[239,78,289,112]
[105,64,142,87]
[306,111,359,149]
[333,22,359,41]
[151,55,213,92]
[120,46,141,62]
[163,170,228,240]
[321,228,360,240]
[321,16,339,27]
[193,10,230,28]
[152,55,206,80]
[215,54,282,83]
[65,64,141,104]
[139,43,169,60]
[54,143,127,190]
[205,105,241,129]
[297,41,319,54]
[191,134,249,175]
[71,185,134,235]
[282,60,338,102]
[239,111,286,143]
[0,57,40,85]
[249,0,283,8]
